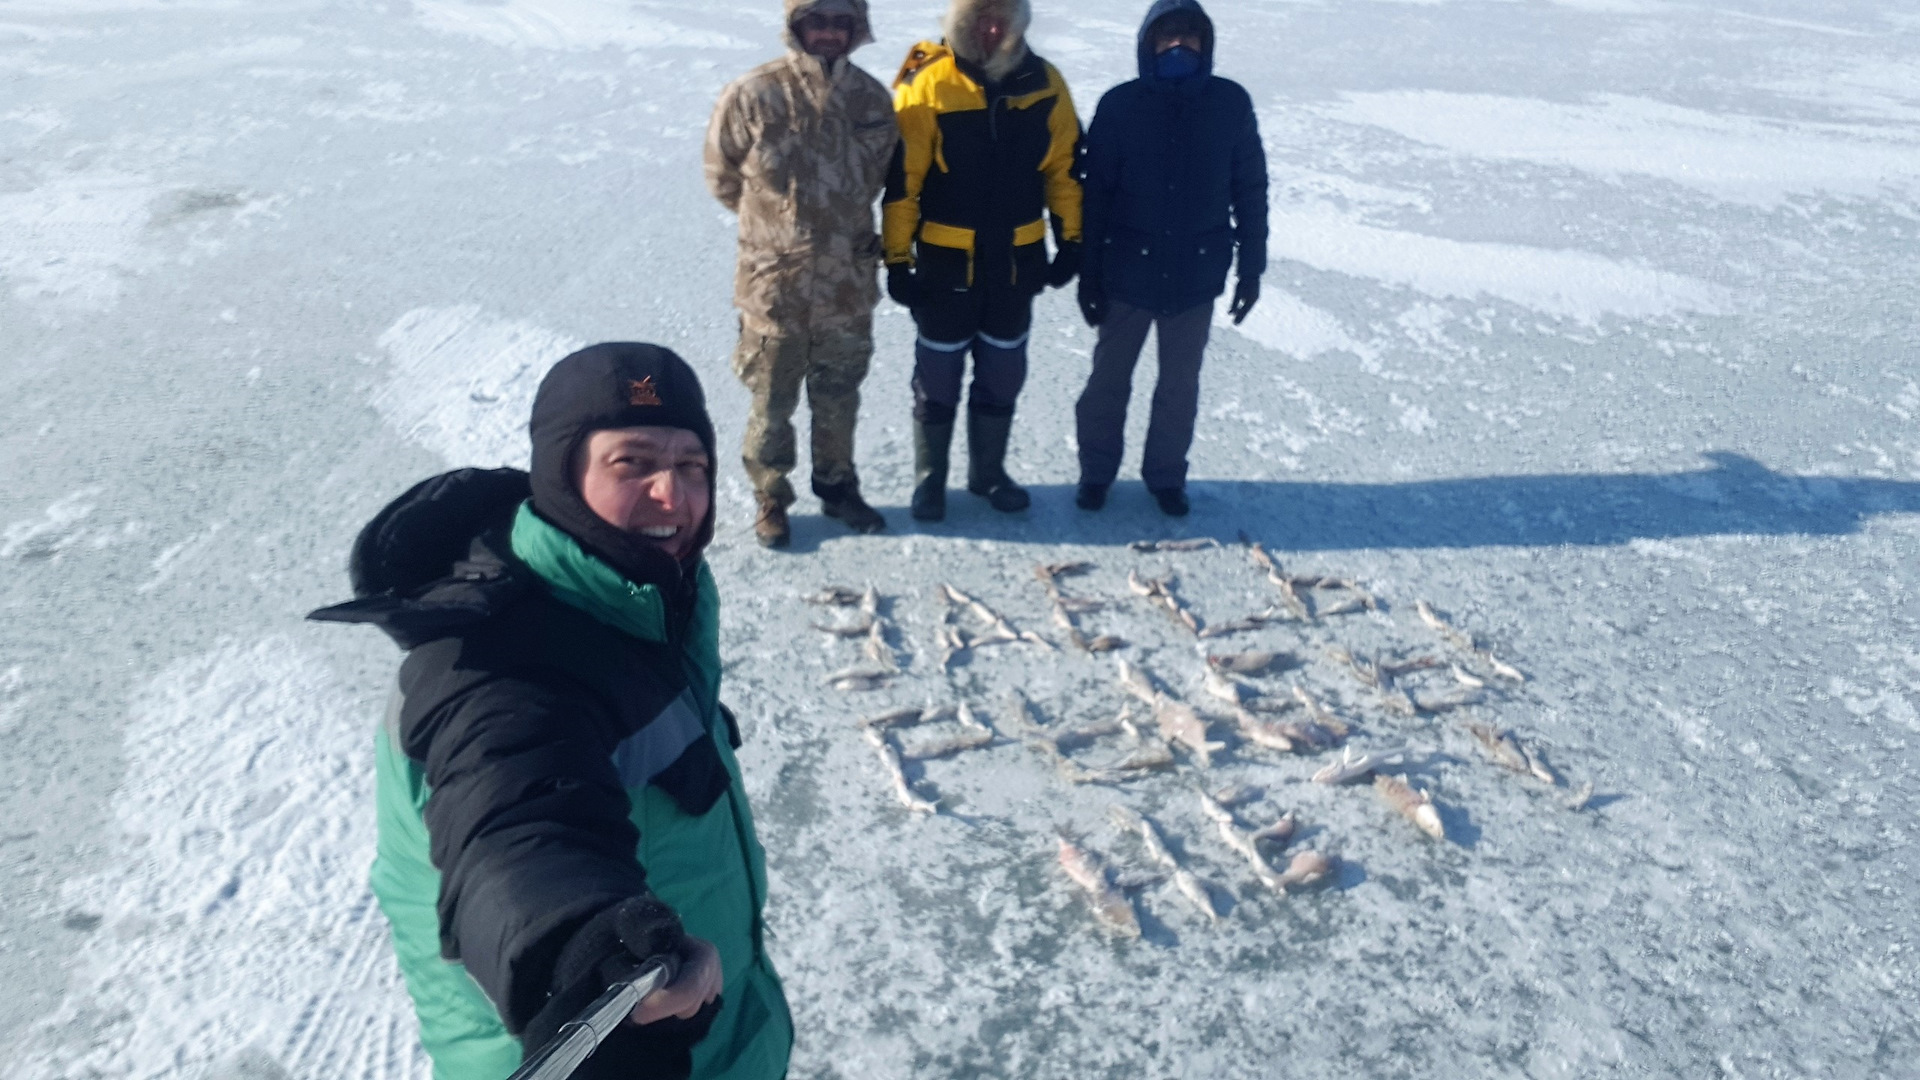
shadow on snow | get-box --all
[778,452,1920,552]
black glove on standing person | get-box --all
[886,264,917,308]
[1228,276,1260,325]
[1047,241,1082,288]
[1077,276,1107,327]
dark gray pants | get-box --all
[1075,299,1212,491]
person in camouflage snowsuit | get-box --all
[705,0,900,548]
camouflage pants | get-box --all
[732,328,873,506]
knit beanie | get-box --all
[527,343,718,591]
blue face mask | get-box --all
[1153,44,1203,81]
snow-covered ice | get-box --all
[2,1,1917,1079]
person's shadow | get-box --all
[787,451,1920,550]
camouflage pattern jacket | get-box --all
[705,0,899,339]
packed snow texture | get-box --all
[2,1,1917,1079]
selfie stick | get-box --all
[505,958,675,1080]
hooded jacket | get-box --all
[881,0,1083,295]
[704,0,900,339]
[1080,0,1268,314]
[311,469,791,1080]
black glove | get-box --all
[1077,277,1107,327]
[1228,276,1260,325]
[886,264,917,308]
[1048,241,1082,288]
[522,895,718,1078]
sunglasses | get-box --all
[797,14,859,33]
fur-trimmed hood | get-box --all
[783,0,875,55]
[944,0,1031,83]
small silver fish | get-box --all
[1232,709,1297,753]
[863,727,937,814]
[803,585,863,606]
[1056,832,1141,938]
[897,725,995,760]
[1374,773,1445,840]
[1115,656,1159,704]
[1311,747,1376,785]
[1207,650,1292,675]
[1153,696,1224,768]
[1272,850,1333,890]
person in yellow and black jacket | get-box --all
[882,0,1082,520]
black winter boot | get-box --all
[911,418,953,521]
[815,479,887,534]
[966,409,1030,513]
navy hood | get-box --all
[1136,0,1214,80]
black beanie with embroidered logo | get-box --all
[527,342,718,590]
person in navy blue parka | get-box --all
[1073,0,1268,516]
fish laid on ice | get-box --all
[1196,611,1279,638]
[863,727,937,813]
[898,725,995,760]
[1048,717,1127,752]
[1076,631,1126,653]
[804,585,863,606]
[1467,721,1531,774]
[1521,744,1558,786]
[1327,646,1385,689]
[1101,738,1176,774]
[859,584,879,617]
[1056,832,1141,937]
[812,614,875,637]
[1128,537,1220,552]
[1249,812,1297,846]
[862,621,899,670]
[1414,689,1482,714]
[1415,599,1526,682]
[1245,542,1313,621]
[1373,773,1446,840]
[1272,850,1333,890]
[1450,663,1487,689]
[1110,805,1220,922]
[1202,667,1253,707]
[1035,560,1094,581]
[1468,722,1556,784]
[825,665,894,692]
[1232,708,1298,753]
[1311,747,1376,785]
[1127,569,1202,635]
[1207,650,1293,675]
[1197,791,1288,895]
[1289,685,1353,740]
[1115,656,1159,705]
[859,706,924,731]
[1153,696,1224,768]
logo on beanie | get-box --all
[626,377,662,407]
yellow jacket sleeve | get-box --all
[882,85,938,266]
[1040,65,1083,243]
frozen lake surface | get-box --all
[2,1,1917,1077]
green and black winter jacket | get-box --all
[311,468,791,1080]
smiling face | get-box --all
[575,426,712,561]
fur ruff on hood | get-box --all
[944,0,1031,83]
[784,0,875,55]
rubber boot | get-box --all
[965,409,1030,512]
[911,418,953,521]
